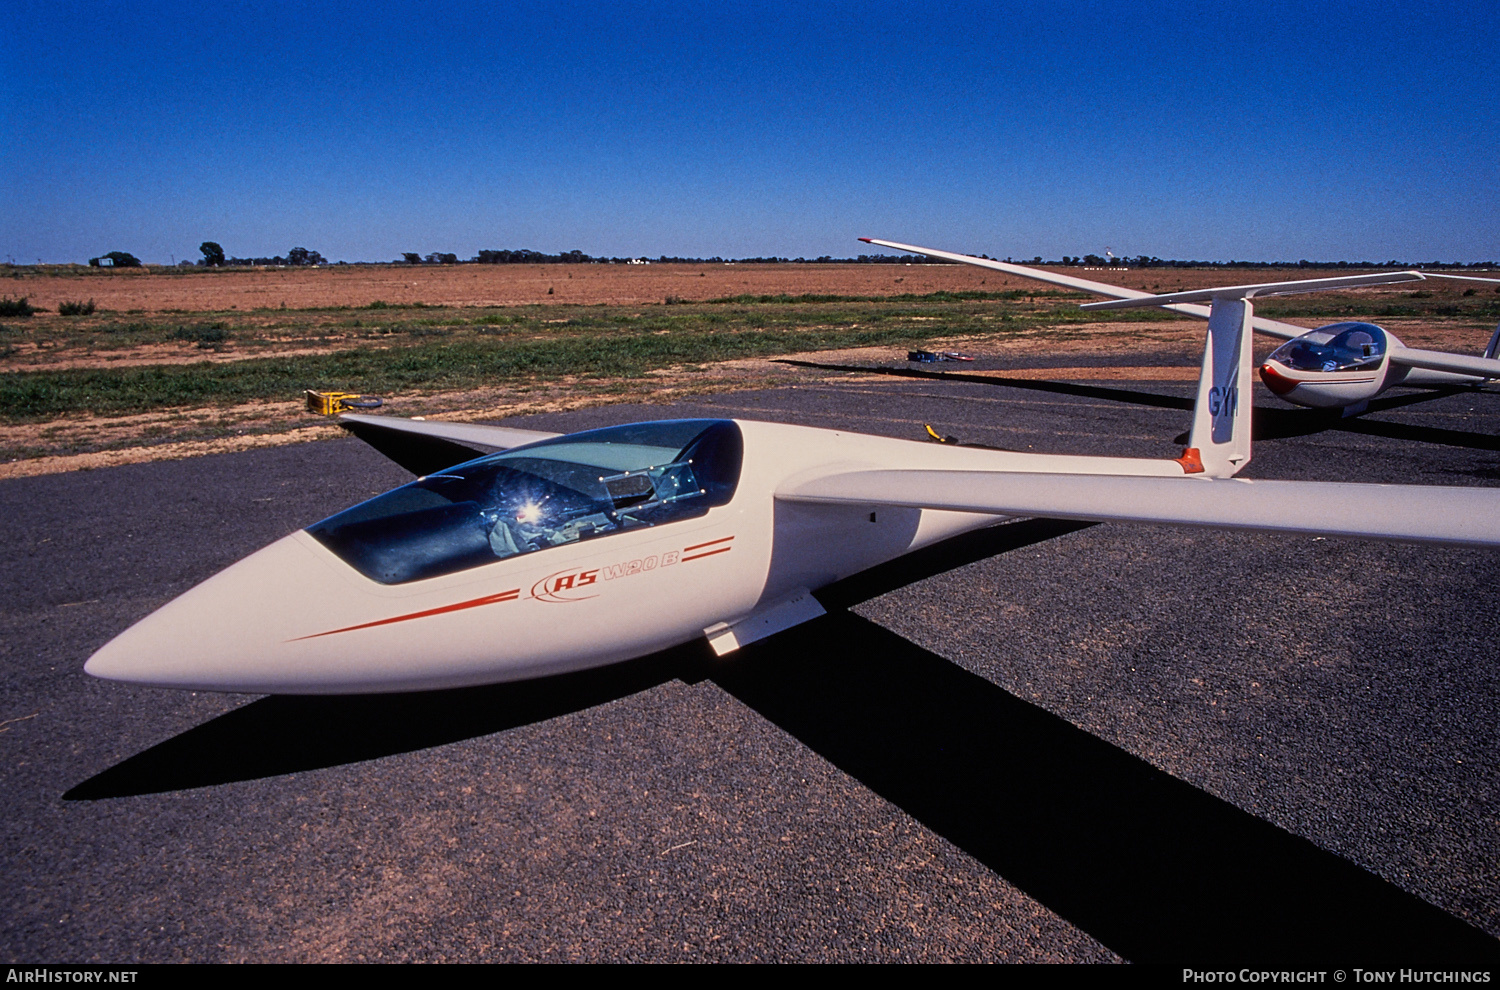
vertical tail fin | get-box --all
[1184,297,1255,478]
[1056,269,1435,475]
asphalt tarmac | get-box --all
[3,367,1498,964]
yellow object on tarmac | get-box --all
[305,390,383,415]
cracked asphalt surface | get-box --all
[3,368,1498,963]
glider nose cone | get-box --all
[85,534,344,693]
[1259,361,1298,396]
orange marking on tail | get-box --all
[1175,447,1205,474]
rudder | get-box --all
[1184,297,1255,478]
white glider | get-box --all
[85,270,1500,694]
[861,238,1500,414]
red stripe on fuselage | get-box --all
[682,535,733,562]
[683,536,733,552]
[683,547,733,562]
[291,589,521,641]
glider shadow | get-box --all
[64,646,697,800]
[779,360,1500,451]
[777,357,1197,412]
[708,612,1500,964]
[65,516,1498,961]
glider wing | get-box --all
[338,413,561,476]
[778,469,1500,548]
[860,237,1313,340]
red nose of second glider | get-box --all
[1259,362,1298,395]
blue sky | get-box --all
[3,1,1496,264]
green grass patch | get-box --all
[17,283,1483,425]
[169,323,230,345]
[0,319,1033,421]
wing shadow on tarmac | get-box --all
[779,360,1500,451]
[66,515,1499,963]
[707,611,1500,964]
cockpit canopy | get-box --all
[308,420,743,584]
[1267,322,1388,374]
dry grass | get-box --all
[2,263,1492,476]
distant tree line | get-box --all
[461,249,927,265]
[203,245,327,267]
[471,249,594,264]
[455,249,1500,268]
[65,243,1500,270]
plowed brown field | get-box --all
[3,262,1390,313]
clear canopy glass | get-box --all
[1266,322,1387,374]
[308,420,743,584]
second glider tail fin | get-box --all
[1183,297,1256,478]
[1074,271,1429,478]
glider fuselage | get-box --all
[86,420,1184,694]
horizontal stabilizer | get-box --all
[339,413,560,476]
[1080,272,1426,310]
[860,238,1313,340]
[779,469,1500,547]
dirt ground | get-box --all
[3,263,1494,479]
[4,262,1460,313]
[0,327,1212,480]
